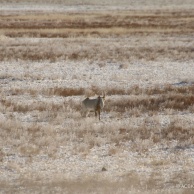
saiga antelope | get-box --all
[82,94,105,120]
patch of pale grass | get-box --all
[0,32,10,42]
[19,143,40,157]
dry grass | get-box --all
[1,103,194,193]
[0,1,194,193]
[0,108,193,155]
[1,84,194,145]
[1,84,194,115]
[1,10,194,33]
[0,36,193,62]
[0,9,194,62]
[46,87,85,96]
[107,93,194,113]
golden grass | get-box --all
[1,9,194,39]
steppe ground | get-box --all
[0,0,194,193]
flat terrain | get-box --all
[0,0,194,193]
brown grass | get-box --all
[0,40,194,63]
[107,94,194,113]
[0,39,193,62]
[0,10,193,62]
[1,10,194,35]
[0,98,64,113]
[1,84,194,115]
[3,87,85,97]
[45,87,85,96]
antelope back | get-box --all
[82,96,104,110]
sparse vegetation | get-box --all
[0,0,194,193]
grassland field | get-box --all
[0,0,194,193]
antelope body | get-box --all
[82,95,105,120]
